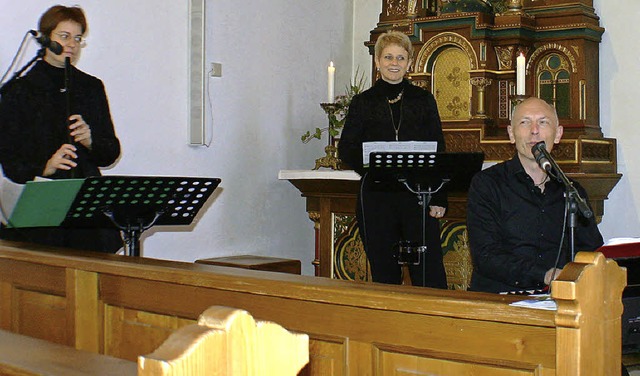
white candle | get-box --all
[327,61,335,103]
[516,53,525,95]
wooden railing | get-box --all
[0,240,626,375]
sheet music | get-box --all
[362,141,437,166]
[0,173,58,226]
[0,170,24,225]
[509,294,557,311]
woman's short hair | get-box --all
[38,5,87,36]
[374,30,413,60]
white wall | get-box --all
[592,0,640,240]
[1,1,637,275]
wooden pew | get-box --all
[138,305,309,375]
[0,329,137,375]
[0,240,626,375]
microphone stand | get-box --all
[537,146,592,261]
[64,56,76,178]
[0,49,46,94]
[400,179,448,287]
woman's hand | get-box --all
[429,205,446,219]
[43,144,77,176]
[69,114,92,149]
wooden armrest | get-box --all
[0,329,137,376]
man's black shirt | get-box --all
[467,156,604,293]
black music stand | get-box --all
[61,176,221,256]
[369,152,484,284]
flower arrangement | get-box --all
[301,68,367,144]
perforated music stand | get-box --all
[369,151,484,285]
[369,152,484,194]
[61,176,221,256]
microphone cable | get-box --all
[0,32,32,90]
[548,194,570,295]
[358,171,371,282]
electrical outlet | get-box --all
[210,62,222,77]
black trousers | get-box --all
[356,187,447,288]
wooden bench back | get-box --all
[138,305,309,375]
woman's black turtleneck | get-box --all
[377,79,405,137]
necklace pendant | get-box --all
[387,89,404,104]
[395,130,399,141]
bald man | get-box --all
[466,97,603,293]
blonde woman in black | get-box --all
[339,31,447,288]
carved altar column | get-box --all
[470,77,492,119]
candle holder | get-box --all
[510,94,528,106]
[313,102,342,170]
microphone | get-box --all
[29,30,63,55]
[531,140,593,219]
[531,141,552,173]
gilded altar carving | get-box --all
[308,212,320,227]
[416,32,479,72]
[413,32,477,121]
[407,0,418,17]
[441,220,473,290]
[582,140,615,162]
[386,0,408,16]
[470,77,492,118]
[435,48,472,120]
[528,43,578,73]
[494,45,515,70]
[334,214,369,281]
[411,79,430,89]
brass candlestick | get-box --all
[509,94,529,120]
[510,94,528,106]
[313,103,342,170]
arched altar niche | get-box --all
[528,44,579,120]
[413,32,479,121]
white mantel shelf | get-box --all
[278,169,360,181]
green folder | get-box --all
[7,179,85,228]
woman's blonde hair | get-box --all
[374,30,413,60]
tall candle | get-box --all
[516,53,525,95]
[327,61,335,103]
